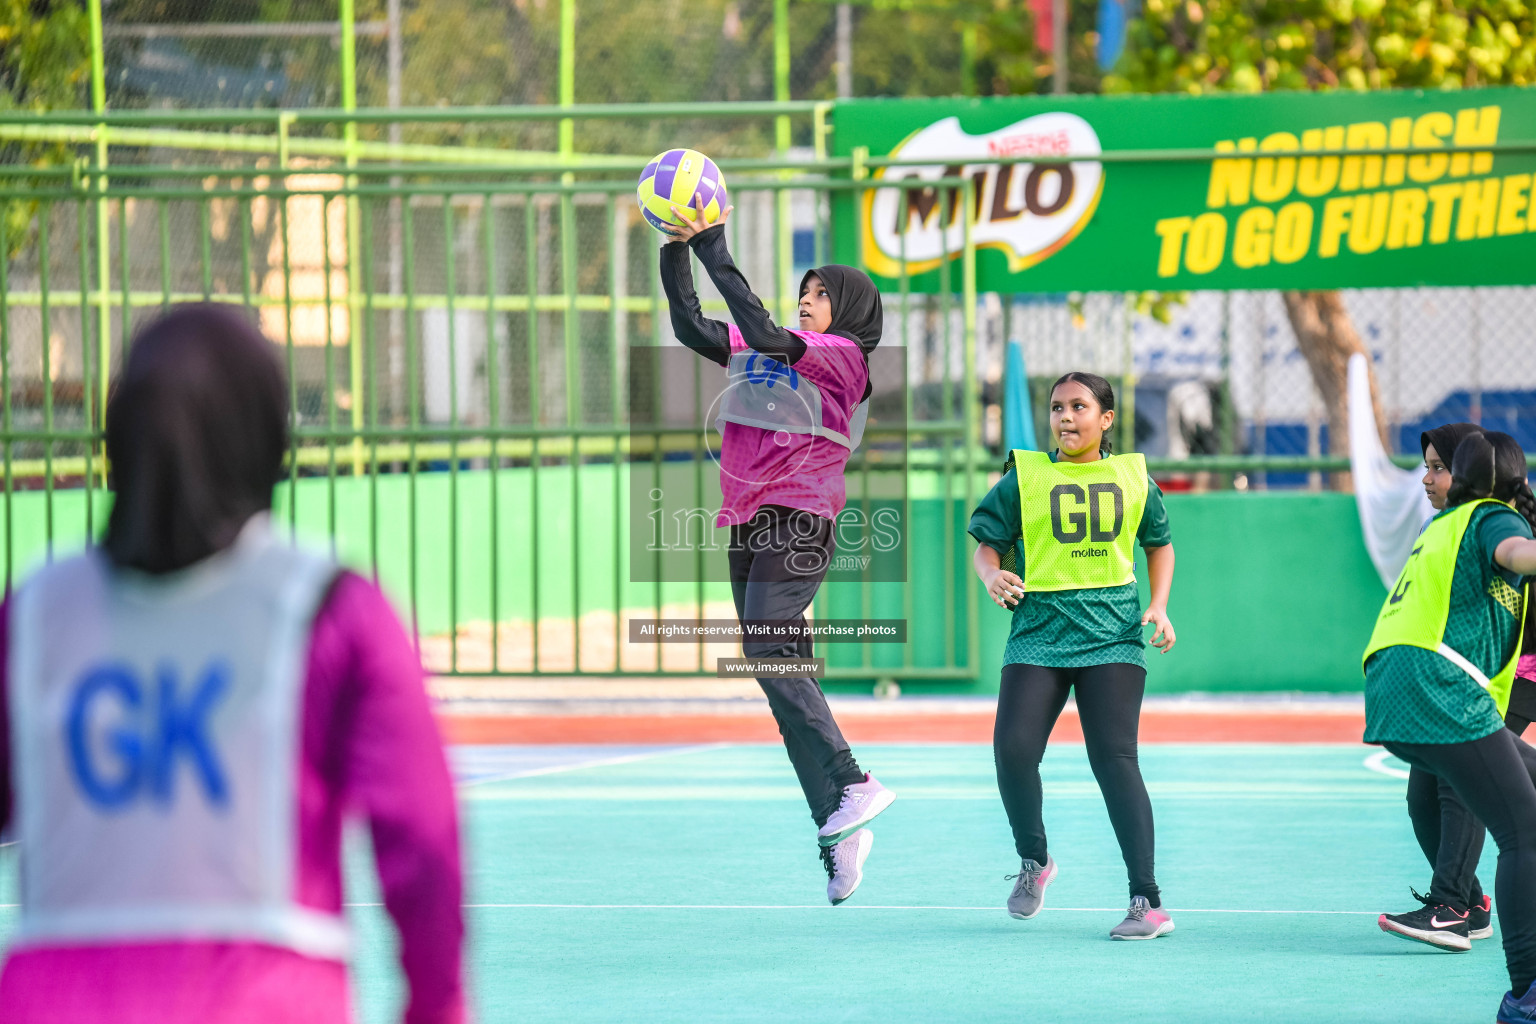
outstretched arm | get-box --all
[1496,536,1536,577]
[663,198,806,364]
[659,241,731,366]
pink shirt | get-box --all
[716,325,869,527]
[0,571,466,1024]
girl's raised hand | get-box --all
[662,192,733,243]
[985,569,1026,609]
[1141,605,1177,653]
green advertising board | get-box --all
[831,86,1536,292]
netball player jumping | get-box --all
[659,196,893,905]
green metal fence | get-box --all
[8,102,1498,683]
[0,104,990,681]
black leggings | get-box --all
[728,506,863,828]
[1388,729,1536,996]
[1407,764,1490,911]
[994,662,1159,905]
[1404,688,1536,912]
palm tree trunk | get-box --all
[1280,290,1389,492]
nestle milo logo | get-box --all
[863,112,1104,278]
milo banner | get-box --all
[831,87,1536,292]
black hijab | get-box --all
[801,264,882,355]
[104,304,288,575]
[1421,422,1483,464]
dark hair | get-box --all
[1049,371,1117,454]
[104,304,289,575]
[1446,433,1497,508]
[1480,432,1536,656]
[1487,431,1536,535]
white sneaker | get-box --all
[817,773,896,847]
[822,829,873,905]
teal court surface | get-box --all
[0,742,1518,1022]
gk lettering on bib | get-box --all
[1014,450,1148,592]
[66,659,232,810]
[6,520,347,958]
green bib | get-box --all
[1363,499,1526,716]
[1014,450,1149,592]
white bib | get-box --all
[6,517,346,959]
[714,350,867,450]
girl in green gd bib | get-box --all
[1364,432,1536,1024]
[967,371,1177,941]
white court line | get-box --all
[1363,750,1411,780]
[0,744,738,859]
[456,743,731,789]
[335,902,1384,915]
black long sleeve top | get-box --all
[657,225,807,367]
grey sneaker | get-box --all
[822,828,873,905]
[817,774,896,847]
[1110,896,1175,940]
[1006,855,1057,920]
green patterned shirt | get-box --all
[1364,503,1532,745]
[967,453,1172,669]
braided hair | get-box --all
[1474,432,1536,657]
[1487,432,1536,535]
[1446,433,1498,508]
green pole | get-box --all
[341,0,364,474]
[961,23,977,96]
[560,0,575,162]
[1218,290,1236,487]
[774,0,790,144]
[340,0,357,161]
[1121,293,1136,454]
[773,0,793,323]
[961,181,979,678]
[89,0,110,436]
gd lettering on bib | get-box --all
[1014,450,1148,592]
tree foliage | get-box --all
[1106,0,1536,95]
[0,0,92,259]
[0,0,90,113]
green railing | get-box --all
[11,104,1513,682]
[0,108,987,681]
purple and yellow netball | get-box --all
[637,149,728,232]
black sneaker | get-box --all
[1378,889,1472,952]
[1470,894,1494,941]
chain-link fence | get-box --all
[0,143,987,680]
[969,287,1536,490]
[8,71,1536,680]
